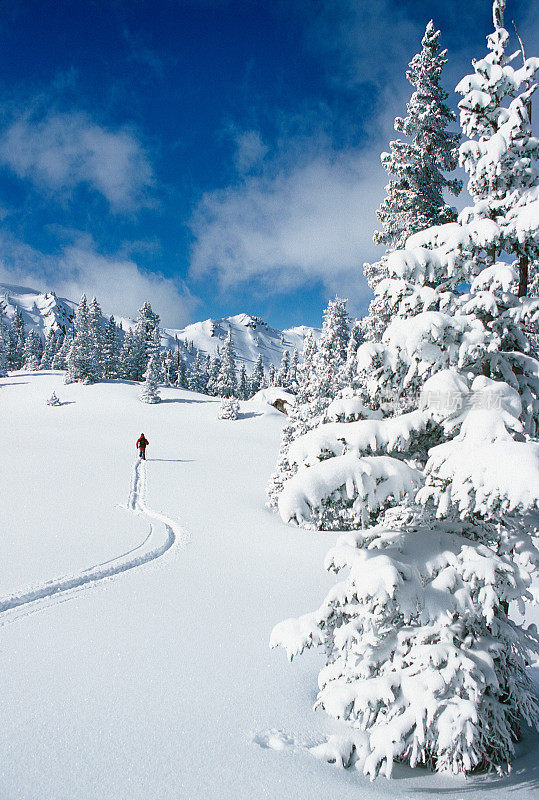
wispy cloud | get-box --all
[0,110,154,212]
[0,232,197,328]
[188,0,474,316]
[303,0,422,91]
[233,130,268,175]
[189,138,385,313]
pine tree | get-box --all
[120,328,146,381]
[22,329,43,370]
[238,363,250,400]
[51,330,70,370]
[309,297,349,400]
[202,354,212,393]
[134,301,161,379]
[268,364,276,386]
[374,21,461,252]
[206,352,222,396]
[277,349,291,388]
[250,354,265,394]
[40,329,60,369]
[345,319,365,383]
[176,358,188,389]
[289,348,299,391]
[271,3,539,777]
[102,316,120,379]
[139,355,161,403]
[8,308,25,370]
[216,331,237,397]
[266,302,350,511]
[217,396,240,420]
[0,306,9,376]
[188,350,205,393]
[456,0,538,295]
[364,20,461,342]
[88,297,104,378]
[66,295,97,384]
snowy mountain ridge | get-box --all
[0,282,319,372]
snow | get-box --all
[288,410,431,467]
[0,371,537,798]
[419,408,539,517]
[278,453,422,526]
[470,262,517,292]
[0,280,320,376]
[0,283,76,338]
[161,314,320,372]
[249,386,296,408]
[325,396,383,422]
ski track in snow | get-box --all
[0,459,187,623]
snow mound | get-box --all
[249,387,296,411]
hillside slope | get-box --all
[0,371,536,800]
[0,282,319,372]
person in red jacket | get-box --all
[136,433,149,460]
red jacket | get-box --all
[136,435,149,449]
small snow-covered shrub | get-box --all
[139,356,161,404]
[218,397,239,420]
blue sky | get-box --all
[0,0,536,328]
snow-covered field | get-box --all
[1,371,537,799]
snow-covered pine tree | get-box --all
[206,352,222,396]
[202,354,211,393]
[277,349,291,388]
[176,358,188,389]
[250,354,265,394]
[139,355,161,403]
[0,305,9,376]
[51,329,69,370]
[22,329,43,370]
[375,20,461,252]
[216,330,237,397]
[8,308,25,370]
[238,363,250,400]
[217,396,240,420]
[303,297,349,417]
[66,295,97,384]
[267,303,349,509]
[88,297,104,378]
[188,350,205,393]
[102,316,120,379]
[268,364,276,386]
[364,20,461,342]
[271,2,539,778]
[40,328,60,369]
[344,319,365,383]
[456,0,539,295]
[289,348,299,390]
[134,301,161,379]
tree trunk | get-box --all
[518,252,529,297]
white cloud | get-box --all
[0,111,154,212]
[234,130,268,175]
[189,140,387,313]
[0,233,197,328]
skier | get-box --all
[136,433,149,460]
